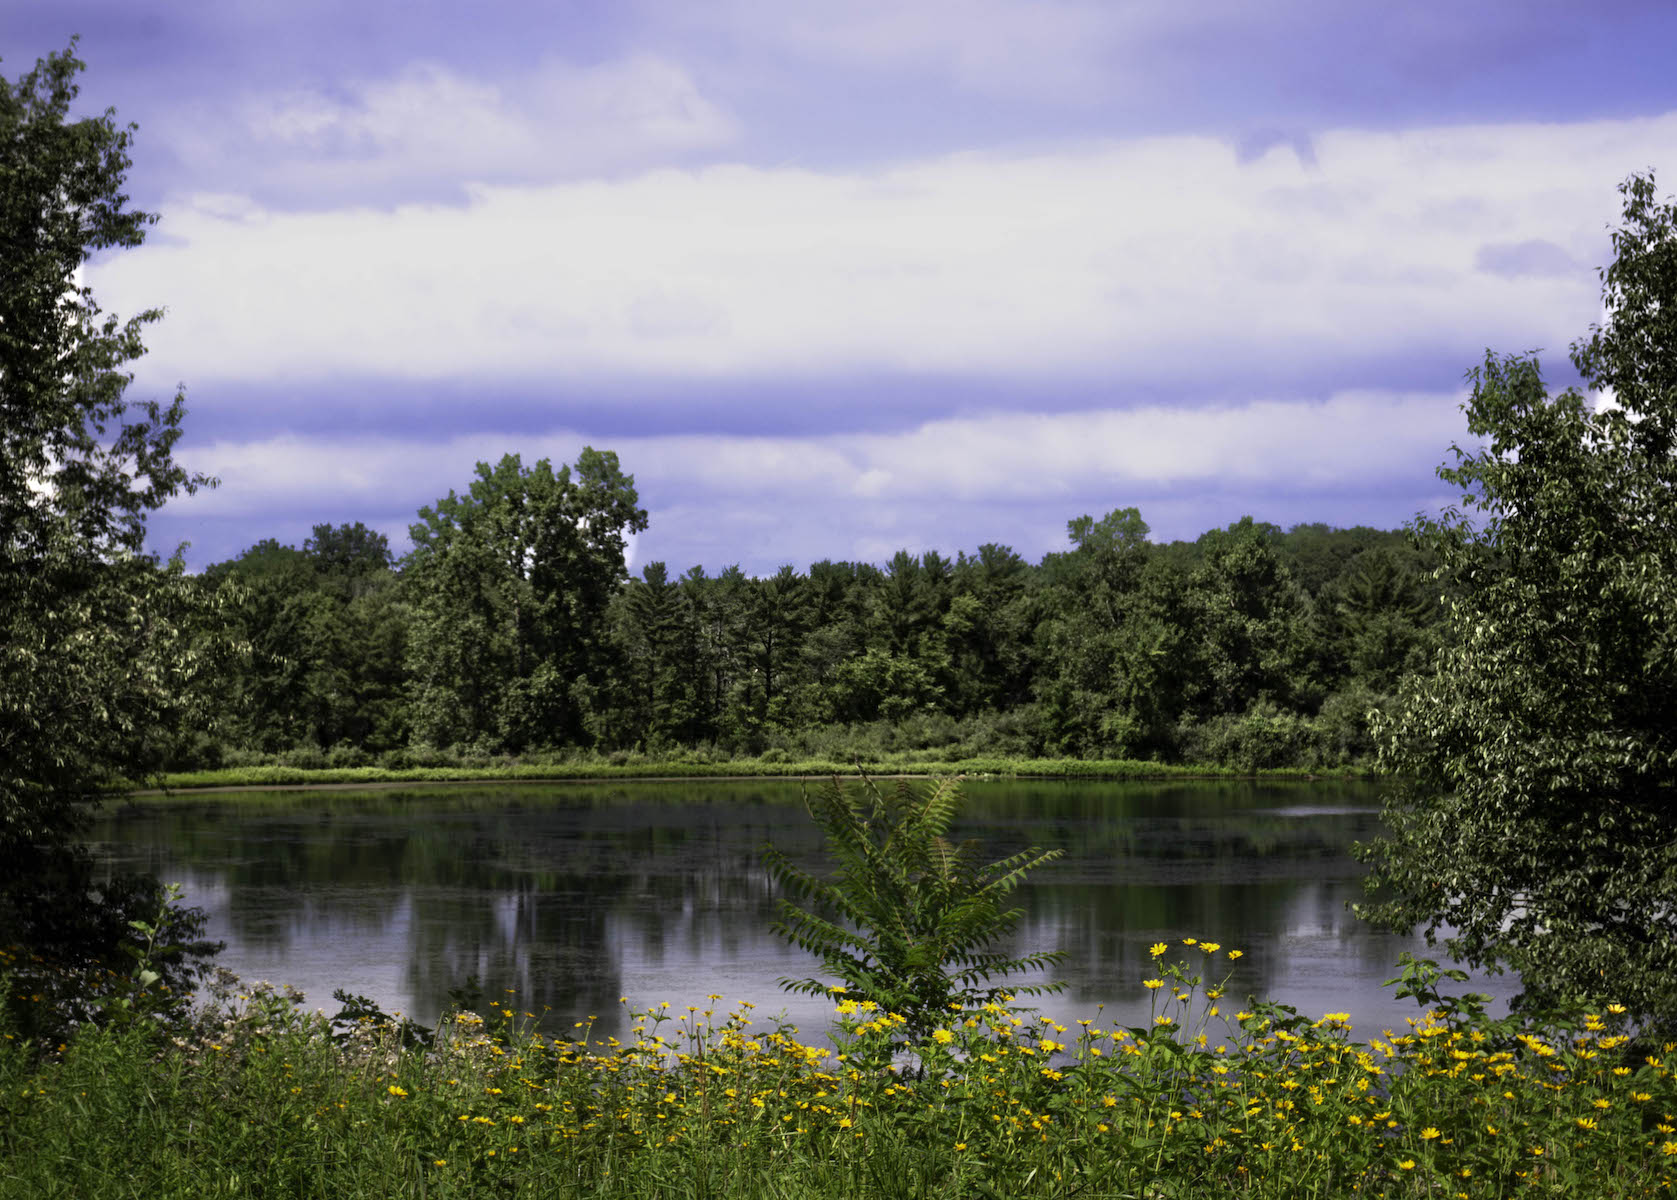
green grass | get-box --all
[3,951,1672,1198]
[128,756,1370,795]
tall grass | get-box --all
[4,948,1672,1198]
[133,755,1367,795]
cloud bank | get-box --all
[98,110,1666,404]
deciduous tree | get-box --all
[404,450,646,751]
[1,43,220,1030]
[1357,173,1677,1034]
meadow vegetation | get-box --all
[140,751,1356,794]
[4,946,1674,1198]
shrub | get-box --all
[763,774,1065,1043]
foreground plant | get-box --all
[761,774,1066,1043]
[3,943,1676,1198]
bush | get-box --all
[276,744,327,771]
[325,744,372,770]
[1179,703,1323,772]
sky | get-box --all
[10,1,1677,574]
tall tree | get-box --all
[405,450,646,751]
[1357,173,1677,1034]
[0,44,219,1026]
[947,543,1036,713]
[1185,517,1317,717]
[610,561,701,749]
[1034,509,1155,755]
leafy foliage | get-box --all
[1357,171,1677,1034]
[0,43,222,1034]
[763,774,1065,1038]
[403,450,647,751]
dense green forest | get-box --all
[174,455,1443,773]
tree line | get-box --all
[181,475,1443,771]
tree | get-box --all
[1033,508,1156,756]
[607,561,704,749]
[405,450,647,751]
[1,43,220,1032]
[1184,517,1318,718]
[1356,172,1677,1034]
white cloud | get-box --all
[166,390,1464,543]
[96,110,1671,395]
[157,55,737,203]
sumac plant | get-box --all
[762,774,1065,1042]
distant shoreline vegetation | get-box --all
[173,509,1436,781]
[125,753,1373,795]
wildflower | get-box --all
[932,1029,955,1045]
[1201,942,1221,953]
[1228,950,1244,960]
[433,1160,446,1167]
[1143,979,1165,990]
[1102,1095,1118,1108]
[387,1085,408,1098]
[1149,942,1167,957]
[954,1142,967,1151]
[1399,1160,1415,1171]
[1662,1141,1677,1156]
[1576,1118,1597,1131]
[1593,1098,1611,1109]
[1421,1127,1441,1140]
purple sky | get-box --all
[10,1,1677,572]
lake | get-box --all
[90,777,1513,1042]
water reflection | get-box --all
[91,779,1513,1043]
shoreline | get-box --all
[117,758,1373,797]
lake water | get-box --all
[90,778,1513,1042]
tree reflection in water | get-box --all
[91,779,1513,1041]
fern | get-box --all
[762,773,1066,1040]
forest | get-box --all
[174,460,1443,774]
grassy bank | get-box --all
[2,950,1671,1198]
[131,756,1371,794]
